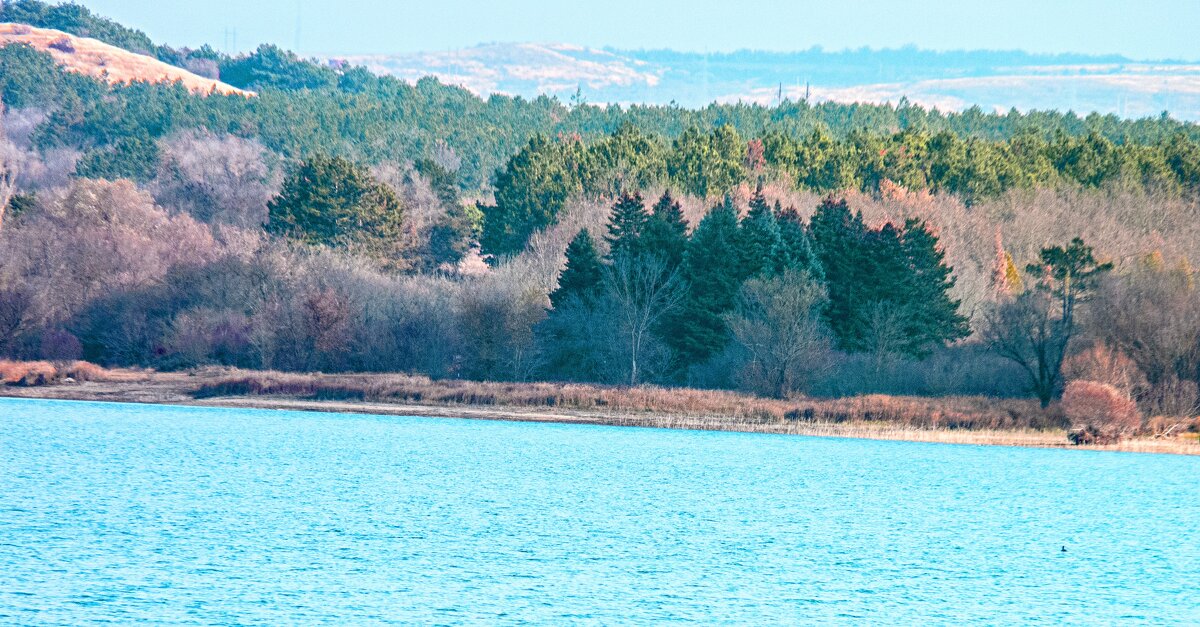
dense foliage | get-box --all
[267,155,404,263]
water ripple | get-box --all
[1,397,1198,624]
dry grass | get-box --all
[0,360,57,385]
[0,23,252,96]
[193,369,1058,431]
[5,365,1196,454]
[0,359,141,385]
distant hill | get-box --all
[337,44,1200,120]
[0,23,251,96]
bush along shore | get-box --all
[3,362,1197,455]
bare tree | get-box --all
[983,290,1069,407]
[0,107,17,232]
[985,238,1111,407]
[727,270,832,397]
[153,130,280,228]
[0,148,14,232]
[1090,262,1200,389]
[1,179,221,325]
[456,267,548,381]
[862,301,910,384]
[603,254,685,385]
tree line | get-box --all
[2,0,1199,197]
[536,187,966,393]
[479,125,1200,256]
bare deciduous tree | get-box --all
[153,130,280,228]
[984,289,1069,408]
[1,179,222,325]
[727,270,832,397]
[603,254,685,385]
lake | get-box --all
[1,397,1198,624]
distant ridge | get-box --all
[0,23,252,97]
[335,44,1200,120]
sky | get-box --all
[75,0,1200,60]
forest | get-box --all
[2,0,1199,442]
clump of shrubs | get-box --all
[48,37,75,53]
[1062,380,1142,444]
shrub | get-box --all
[64,360,107,382]
[1063,343,1146,399]
[47,37,75,54]
[1062,380,1142,444]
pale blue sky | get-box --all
[76,0,1200,59]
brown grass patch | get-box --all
[0,360,58,385]
[0,360,133,385]
[193,370,1057,432]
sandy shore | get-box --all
[3,370,1197,456]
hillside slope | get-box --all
[0,23,251,96]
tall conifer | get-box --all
[550,229,603,309]
[896,218,969,354]
[737,184,782,278]
[669,198,743,365]
[776,202,823,279]
[810,196,869,349]
[642,190,689,269]
[605,192,649,261]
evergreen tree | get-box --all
[669,198,744,366]
[75,133,160,182]
[480,135,584,258]
[811,196,968,355]
[737,185,782,277]
[641,190,689,270]
[549,230,604,309]
[267,155,405,264]
[810,196,869,350]
[895,218,970,354]
[775,203,823,279]
[538,229,610,382]
[605,192,649,262]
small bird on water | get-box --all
[1061,546,1068,552]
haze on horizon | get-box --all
[70,0,1200,61]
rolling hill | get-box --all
[0,22,251,96]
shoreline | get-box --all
[3,370,1197,456]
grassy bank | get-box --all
[3,362,1198,455]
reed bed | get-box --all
[194,369,1059,432]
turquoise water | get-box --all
[1,398,1198,625]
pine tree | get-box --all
[549,230,604,309]
[669,198,744,366]
[893,218,969,354]
[605,191,649,262]
[809,196,869,350]
[737,185,782,278]
[641,190,689,269]
[480,135,584,258]
[775,203,823,279]
[811,195,968,355]
[267,154,405,264]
